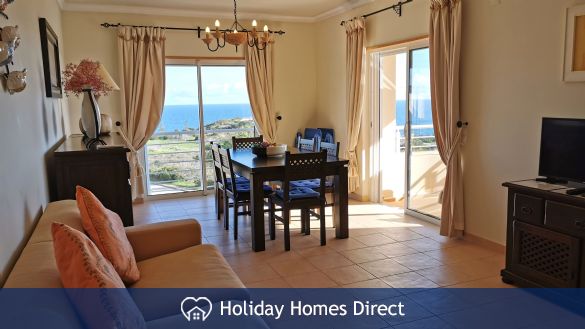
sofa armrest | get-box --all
[125,219,202,262]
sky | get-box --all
[164,65,250,106]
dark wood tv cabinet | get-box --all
[502,180,585,287]
[52,134,134,226]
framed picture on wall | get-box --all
[563,4,585,82]
[39,18,63,98]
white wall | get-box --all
[61,11,317,146]
[314,0,585,245]
[0,0,66,284]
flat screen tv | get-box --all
[539,117,585,183]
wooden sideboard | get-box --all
[502,180,585,287]
[52,134,134,226]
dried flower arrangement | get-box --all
[62,59,113,97]
[0,0,15,19]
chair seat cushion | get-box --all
[230,177,249,184]
[276,187,321,200]
[290,179,333,189]
[227,183,273,193]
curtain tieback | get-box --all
[118,128,146,178]
[445,128,463,165]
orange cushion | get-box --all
[76,186,140,284]
[52,223,146,329]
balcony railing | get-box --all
[394,124,438,152]
[145,127,255,195]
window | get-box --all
[145,60,255,196]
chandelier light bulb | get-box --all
[215,20,220,27]
[252,20,258,27]
[205,26,210,33]
[233,29,238,33]
[263,25,269,32]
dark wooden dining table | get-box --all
[230,150,350,252]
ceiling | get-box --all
[61,0,375,22]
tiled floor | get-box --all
[133,195,513,289]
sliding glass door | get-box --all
[376,44,445,220]
[145,61,255,196]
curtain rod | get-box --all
[340,0,414,26]
[100,22,286,36]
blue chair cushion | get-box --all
[290,179,333,189]
[229,176,249,184]
[227,183,273,193]
[276,187,320,200]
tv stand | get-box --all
[567,188,585,196]
[535,177,568,184]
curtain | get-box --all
[430,0,464,237]
[345,18,366,193]
[117,26,166,201]
[244,44,277,143]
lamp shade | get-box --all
[96,63,120,91]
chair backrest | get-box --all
[297,136,318,152]
[281,151,327,202]
[320,141,340,158]
[218,147,240,195]
[210,142,223,188]
[232,135,264,151]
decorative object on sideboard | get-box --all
[79,113,113,136]
[0,0,15,20]
[3,67,26,94]
[0,39,13,66]
[39,18,62,97]
[63,59,120,148]
[252,142,287,158]
[563,4,585,82]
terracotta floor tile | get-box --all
[374,243,419,258]
[246,278,291,288]
[416,264,476,286]
[307,252,354,270]
[353,233,396,246]
[359,259,411,278]
[391,253,443,271]
[381,229,425,242]
[270,259,319,277]
[296,246,337,257]
[340,248,387,264]
[323,265,375,285]
[342,278,391,289]
[401,237,446,252]
[326,237,367,251]
[380,272,438,289]
[284,271,338,288]
[448,276,515,288]
[233,264,280,284]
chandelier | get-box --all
[201,0,277,52]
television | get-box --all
[538,117,585,183]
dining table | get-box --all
[230,149,350,252]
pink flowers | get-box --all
[62,59,112,97]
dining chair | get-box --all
[211,142,248,224]
[269,151,328,251]
[296,136,318,152]
[219,147,273,239]
[232,135,264,151]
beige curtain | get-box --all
[244,44,277,143]
[345,18,366,193]
[117,26,166,201]
[430,0,464,237]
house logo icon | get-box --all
[181,297,213,322]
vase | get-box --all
[80,89,101,140]
[78,113,112,136]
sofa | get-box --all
[3,200,269,328]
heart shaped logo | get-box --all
[181,297,213,322]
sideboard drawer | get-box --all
[545,201,585,239]
[514,193,544,225]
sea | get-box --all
[157,100,434,136]
[157,104,253,132]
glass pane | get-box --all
[407,48,446,219]
[201,66,255,190]
[146,65,203,195]
[379,52,408,207]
